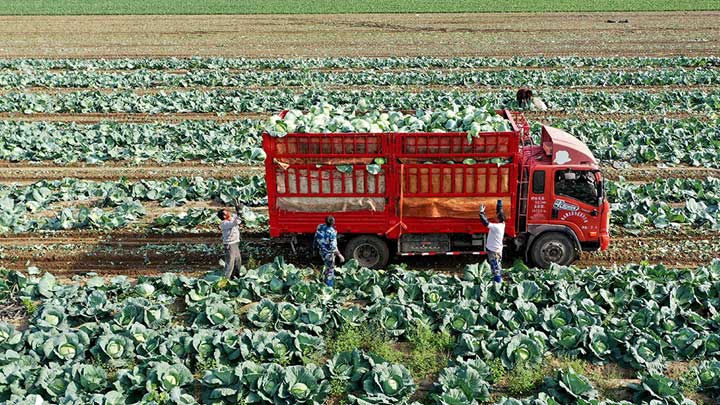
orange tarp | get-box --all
[403,196,511,219]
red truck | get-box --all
[262,110,610,269]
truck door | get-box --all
[551,169,603,242]
[527,168,551,223]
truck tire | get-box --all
[530,232,576,269]
[344,235,390,269]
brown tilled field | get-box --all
[0,12,718,58]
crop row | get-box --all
[0,176,267,234]
[608,177,720,229]
[2,117,718,167]
[1,259,719,403]
[545,117,720,167]
[0,68,718,89]
[0,120,265,164]
[0,176,266,209]
[0,89,718,114]
[147,178,720,233]
[0,56,718,71]
[1,175,718,234]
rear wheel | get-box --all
[344,235,390,269]
[530,232,576,268]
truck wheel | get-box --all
[344,235,390,269]
[530,232,576,269]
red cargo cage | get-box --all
[263,110,526,241]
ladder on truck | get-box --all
[510,111,532,233]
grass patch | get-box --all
[405,323,454,380]
[505,364,546,396]
[0,0,719,15]
[498,355,636,399]
[327,322,452,380]
[327,323,403,364]
[20,298,38,315]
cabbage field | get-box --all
[0,54,719,404]
[2,260,720,404]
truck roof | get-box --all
[541,125,598,166]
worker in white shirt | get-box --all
[479,199,506,283]
[531,97,548,111]
[218,202,243,278]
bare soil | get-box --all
[2,160,714,183]
[0,12,718,58]
[1,226,717,277]
[0,162,264,182]
[603,165,720,181]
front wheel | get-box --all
[344,235,390,269]
[530,232,577,269]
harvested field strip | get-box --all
[1,13,718,58]
[2,0,720,15]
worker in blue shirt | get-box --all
[313,216,345,287]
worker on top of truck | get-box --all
[480,200,505,283]
[313,216,345,287]
[516,88,548,111]
[218,202,243,278]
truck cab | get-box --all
[521,126,610,268]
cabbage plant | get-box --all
[351,363,415,404]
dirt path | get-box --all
[603,165,720,181]
[0,162,264,182]
[0,12,718,58]
[1,159,714,183]
[1,228,716,276]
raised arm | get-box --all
[479,204,490,226]
[496,200,505,223]
[233,199,243,225]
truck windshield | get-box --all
[554,169,599,206]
